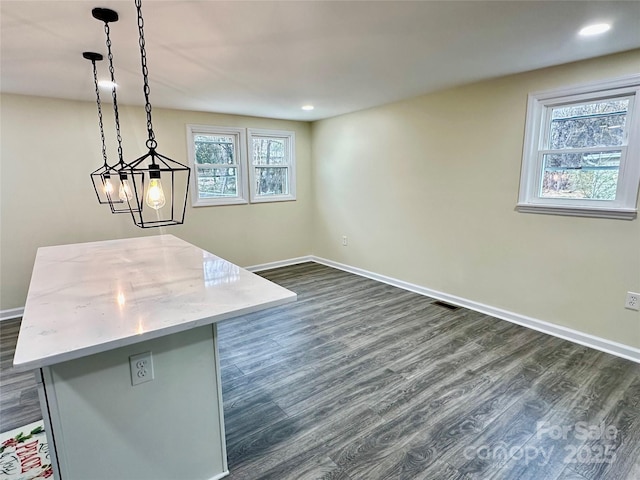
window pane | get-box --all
[252,137,287,165]
[197,167,238,198]
[549,99,628,149]
[540,151,620,200]
[194,135,235,165]
[255,167,289,196]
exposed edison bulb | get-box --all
[119,179,134,201]
[146,178,166,210]
[103,177,114,195]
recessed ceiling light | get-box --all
[98,80,117,89]
[301,105,314,111]
[579,23,611,36]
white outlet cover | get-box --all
[625,292,640,311]
[129,351,154,386]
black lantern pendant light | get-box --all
[122,0,190,228]
[87,2,189,227]
[92,7,142,215]
[86,51,123,210]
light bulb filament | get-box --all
[146,178,166,210]
[103,178,114,195]
[119,179,133,201]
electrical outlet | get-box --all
[129,351,154,386]
[625,292,640,311]
[342,235,348,246]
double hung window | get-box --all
[248,129,296,203]
[187,125,248,206]
[518,75,640,219]
[187,125,296,206]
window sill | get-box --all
[249,195,296,204]
[191,198,248,207]
[516,203,637,220]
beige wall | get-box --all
[2,51,639,350]
[312,50,640,349]
[0,94,312,309]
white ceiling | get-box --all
[1,1,639,121]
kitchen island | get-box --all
[13,235,296,480]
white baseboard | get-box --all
[311,256,640,364]
[0,307,23,322]
[209,470,229,480]
[245,255,313,272]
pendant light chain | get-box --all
[90,58,109,167]
[135,0,157,150]
[104,21,125,166]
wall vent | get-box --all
[432,300,460,310]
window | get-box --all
[517,75,640,219]
[248,129,296,203]
[186,125,296,207]
[186,125,248,206]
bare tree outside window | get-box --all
[194,135,238,197]
[517,75,640,219]
[248,129,296,202]
[252,137,288,195]
[541,100,627,200]
[187,125,248,206]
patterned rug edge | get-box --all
[0,420,51,479]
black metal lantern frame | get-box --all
[86,2,190,227]
[125,144,190,228]
[85,51,125,211]
[120,0,190,228]
[93,7,141,215]
[91,167,126,213]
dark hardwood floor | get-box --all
[0,318,41,432]
[1,262,639,479]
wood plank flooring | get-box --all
[1,262,639,479]
[0,318,41,432]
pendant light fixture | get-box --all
[92,7,141,215]
[86,51,123,210]
[122,0,190,228]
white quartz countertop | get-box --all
[13,235,296,370]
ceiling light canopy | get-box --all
[579,23,611,36]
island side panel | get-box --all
[40,324,228,480]
[36,368,62,479]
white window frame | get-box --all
[186,124,248,207]
[517,74,640,220]
[247,128,296,203]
